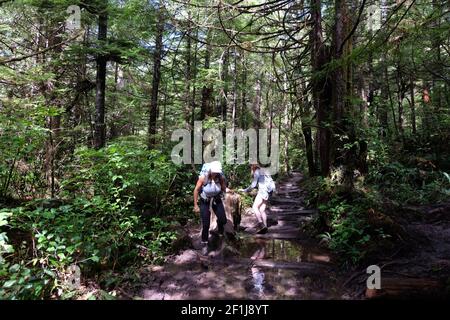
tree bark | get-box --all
[231,47,238,132]
[220,49,229,126]
[200,29,212,120]
[409,74,416,134]
[148,5,164,148]
[253,77,262,156]
[311,0,332,176]
[94,7,108,149]
[240,50,247,129]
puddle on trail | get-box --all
[237,236,332,264]
[141,233,342,300]
[243,266,342,299]
[234,236,340,299]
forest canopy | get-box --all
[0,0,449,300]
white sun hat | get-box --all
[209,161,222,173]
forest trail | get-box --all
[130,172,352,300]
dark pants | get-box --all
[200,197,227,242]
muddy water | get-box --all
[138,235,345,300]
[237,237,331,264]
[231,236,341,300]
[136,172,351,300]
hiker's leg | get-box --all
[212,198,227,235]
[252,195,263,223]
[259,199,268,227]
[200,200,211,242]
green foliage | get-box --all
[0,137,191,299]
[0,211,14,264]
[318,197,371,265]
[367,161,450,205]
[222,163,249,190]
[62,137,179,206]
[306,157,449,265]
[0,98,48,198]
[0,195,179,299]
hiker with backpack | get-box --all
[193,161,228,254]
[239,163,276,234]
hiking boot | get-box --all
[254,222,267,234]
[256,226,268,234]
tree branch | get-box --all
[0,32,82,65]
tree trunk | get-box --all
[200,29,212,120]
[94,7,108,149]
[303,126,315,176]
[253,77,262,156]
[220,49,229,126]
[148,5,164,148]
[380,55,389,138]
[432,0,442,114]
[311,0,332,176]
[332,0,356,188]
[409,74,416,134]
[395,58,406,137]
[190,25,199,131]
[241,50,247,129]
[231,47,238,132]
[184,23,192,127]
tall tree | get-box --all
[310,0,332,176]
[94,1,108,149]
[200,29,213,120]
[148,4,165,148]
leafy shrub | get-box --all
[0,194,178,299]
[367,162,450,204]
[62,137,178,205]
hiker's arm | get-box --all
[193,177,204,213]
[242,171,259,192]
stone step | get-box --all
[267,226,300,233]
[270,209,318,215]
[270,201,305,210]
[253,232,303,240]
[275,216,313,223]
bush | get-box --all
[62,137,179,205]
[0,137,190,299]
[367,162,450,205]
[0,195,178,299]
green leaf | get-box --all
[3,280,16,288]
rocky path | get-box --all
[131,172,352,300]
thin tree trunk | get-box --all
[240,50,247,129]
[396,58,405,137]
[231,47,238,132]
[220,49,229,126]
[148,5,164,148]
[184,10,192,128]
[191,24,199,131]
[94,7,108,149]
[410,72,416,135]
[253,77,262,157]
[162,83,168,143]
[200,29,212,120]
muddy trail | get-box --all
[125,172,354,300]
